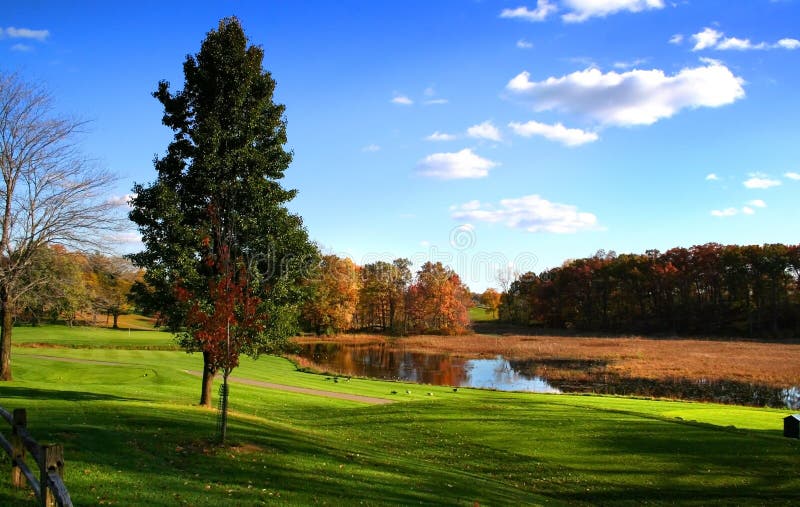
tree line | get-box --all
[302,255,472,336]
[13,246,140,329]
[500,243,800,338]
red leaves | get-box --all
[176,245,265,373]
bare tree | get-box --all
[0,72,121,380]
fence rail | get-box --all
[0,406,72,507]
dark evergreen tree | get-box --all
[129,17,316,407]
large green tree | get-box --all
[129,17,315,407]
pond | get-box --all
[297,342,800,409]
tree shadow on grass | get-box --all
[24,403,553,506]
[0,386,143,403]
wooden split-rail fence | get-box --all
[0,406,72,506]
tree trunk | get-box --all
[0,288,13,381]
[199,350,215,407]
[112,312,119,329]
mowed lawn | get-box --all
[0,326,798,505]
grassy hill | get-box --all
[0,325,798,505]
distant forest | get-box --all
[500,243,800,338]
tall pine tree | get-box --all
[129,17,316,406]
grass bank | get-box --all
[0,326,798,505]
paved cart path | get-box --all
[185,371,394,405]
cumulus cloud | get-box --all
[506,61,745,127]
[517,39,534,49]
[561,0,664,23]
[452,194,599,233]
[416,149,498,179]
[508,120,598,146]
[743,174,781,189]
[711,208,738,217]
[691,27,723,51]
[500,1,557,22]
[713,199,767,218]
[467,121,503,142]
[705,173,719,181]
[692,27,799,51]
[669,34,684,45]
[3,27,50,41]
[362,144,381,152]
[425,131,457,142]
[391,95,413,105]
[784,171,800,180]
[778,38,800,50]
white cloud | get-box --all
[711,208,738,217]
[705,173,719,181]
[716,37,767,51]
[561,0,664,23]
[3,27,50,41]
[391,95,413,105]
[748,199,767,208]
[10,43,32,52]
[416,149,498,179]
[107,194,136,207]
[741,206,755,215]
[500,1,557,22]
[467,121,502,142]
[692,27,799,51]
[777,38,800,50]
[506,62,744,127]
[113,232,143,244]
[517,39,534,49]
[509,120,598,146]
[425,131,457,142]
[669,34,684,45]
[424,98,449,105]
[743,174,781,189]
[362,144,381,152]
[692,27,723,51]
[784,171,800,180]
[452,194,600,234]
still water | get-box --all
[297,342,799,409]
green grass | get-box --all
[11,324,177,349]
[469,306,497,322]
[1,325,799,505]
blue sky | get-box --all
[3,1,799,291]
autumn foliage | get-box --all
[303,257,472,335]
[177,245,267,374]
[501,243,800,337]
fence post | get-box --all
[11,408,26,488]
[40,444,63,507]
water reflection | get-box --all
[297,342,799,409]
[464,357,560,393]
